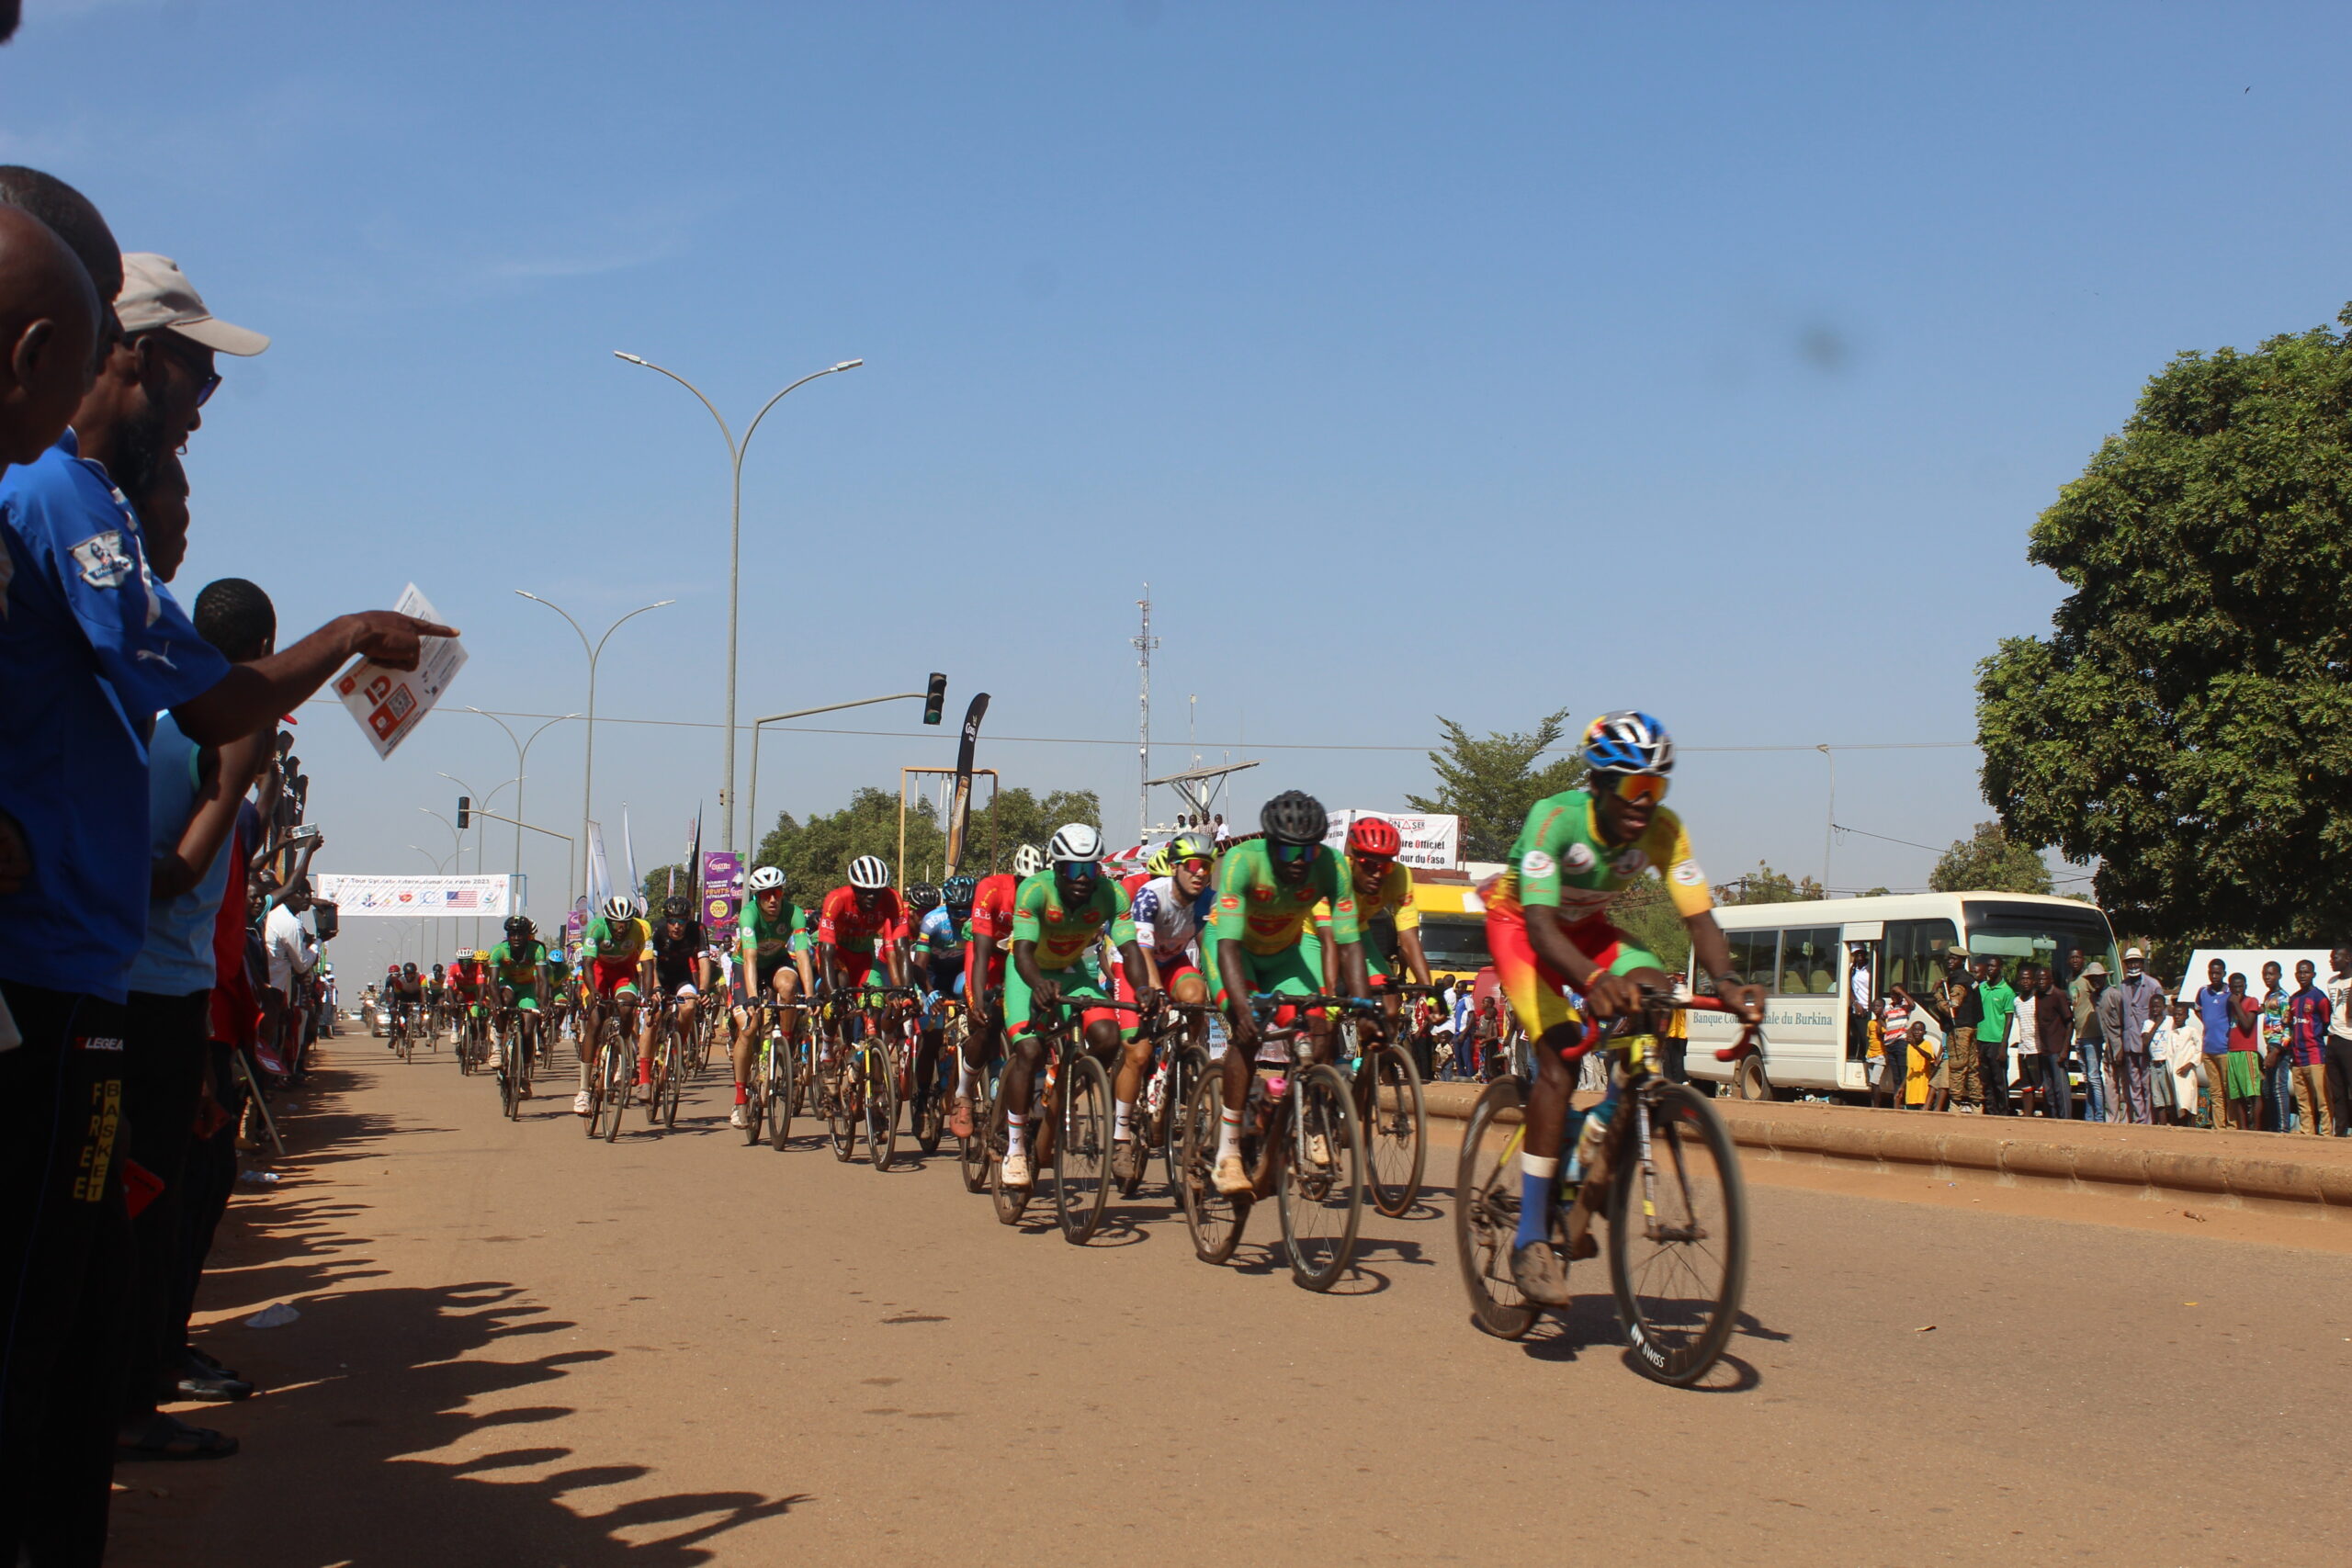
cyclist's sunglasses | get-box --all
[1351,851,1396,874]
[1057,860,1101,879]
[1176,856,1215,875]
[1600,771,1668,808]
[1271,840,1319,864]
[147,332,221,408]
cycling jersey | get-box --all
[487,940,546,988]
[1011,870,1136,970]
[916,905,964,997]
[450,960,487,995]
[1310,861,1419,978]
[738,897,810,991]
[1488,788,1711,922]
[1486,787,1710,1038]
[1132,874,1216,966]
[817,885,906,954]
[963,872,1019,998]
[582,915,654,964]
[650,919,707,988]
[1206,838,1357,957]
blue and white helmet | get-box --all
[1580,711,1674,775]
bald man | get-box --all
[0,204,99,468]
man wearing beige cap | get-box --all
[69,252,268,507]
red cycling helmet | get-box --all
[1347,816,1401,858]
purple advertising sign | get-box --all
[701,851,743,937]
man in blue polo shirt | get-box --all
[0,232,452,1558]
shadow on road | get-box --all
[109,1060,808,1568]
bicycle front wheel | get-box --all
[1279,1063,1364,1292]
[865,1048,899,1170]
[1453,1076,1539,1339]
[658,1025,683,1129]
[960,1074,994,1194]
[766,1040,794,1151]
[827,1055,858,1162]
[1364,1043,1426,1218]
[1176,1066,1247,1264]
[595,1025,630,1144]
[1608,1081,1747,1387]
[1051,1053,1112,1245]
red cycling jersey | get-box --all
[964,873,1019,996]
[451,959,487,992]
[817,884,906,953]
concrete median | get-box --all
[1419,1080,2352,1219]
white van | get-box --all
[1684,891,2120,1100]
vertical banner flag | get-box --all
[585,821,611,910]
[701,851,742,938]
[944,692,990,876]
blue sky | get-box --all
[9,2,2351,969]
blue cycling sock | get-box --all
[1515,1154,1559,1250]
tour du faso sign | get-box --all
[1317,810,1461,870]
[314,874,515,918]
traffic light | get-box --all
[923,672,947,726]
[456,795,470,829]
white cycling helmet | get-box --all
[748,865,786,893]
[847,854,890,890]
[1047,823,1103,863]
[1012,844,1046,877]
[600,894,635,921]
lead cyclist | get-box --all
[1482,712,1766,1306]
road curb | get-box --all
[1418,1080,2352,1216]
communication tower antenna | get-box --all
[1134,586,1158,843]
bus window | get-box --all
[1417,918,1492,976]
[1884,919,1960,998]
[1963,901,2117,988]
[1779,928,1838,994]
[1723,929,1778,995]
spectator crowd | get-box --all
[1873,944,2352,1135]
[0,158,445,1564]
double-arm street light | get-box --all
[614,350,864,852]
[435,773,516,950]
[517,592,673,905]
[465,706,581,910]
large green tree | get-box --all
[1712,861,1824,906]
[1977,305,2352,944]
[1928,822,2052,896]
[1406,709,1588,862]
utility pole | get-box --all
[1134,586,1158,845]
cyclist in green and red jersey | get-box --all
[574,895,656,1115]
[731,866,816,1129]
[484,915,548,1079]
[1204,791,1376,1195]
[948,845,1039,1136]
[1486,712,1765,1304]
[999,826,1158,1189]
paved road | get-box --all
[114,1035,2352,1567]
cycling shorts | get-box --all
[830,950,890,994]
[1114,953,1200,1009]
[655,963,699,996]
[1207,939,1319,1010]
[1006,964,1129,1041]
[590,957,642,998]
[1485,905,1664,1041]
[745,952,801,998]
[964,941,1005,1001]
[502,985,540,1012]
[1301,936,1395,987]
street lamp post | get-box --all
[416,812,465,959]
[465,707,581,912]
[1818,744,1837,896]
[614,350,864,852]
[517,592,674,907]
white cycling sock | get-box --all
[1114,1099,1135,1141]
[1217,1106,1242,1161]
[957,1060,978,1097]
[1007,1111,1027,1157]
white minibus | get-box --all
[1682,891,2120,1100]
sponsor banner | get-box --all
[315,874,514,918]
[331,584,466,757]
[1319,809,1461,870]
[701,851,743,937]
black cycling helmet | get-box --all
[942,874,977,911]
[1259,790,1329,846]
[907,882,942,915]
[662,895,692,920]
[503,914,534,938]
[401,962,418,976]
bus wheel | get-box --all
[1733,1056,1773,1101]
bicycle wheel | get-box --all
[865,1047,899,1170]
[1161,1046,1208,1195]
[915,1043,947,1156]
[1609,1081,1748,1386]
[1051,1053,1113,1245]
[660,1024,684,1129]
[594,1024,630,1144]
[1453,1076,1540,1339]
[766,1039,794,1151]
[959,1074,994,1194]
[1278,1063,1364,1292]
[987,1088,1030,1224]
[499,1030,520,1122]
[1175,1066,1247,1264]
[394,1020,410,1064]
[458,1016,474,1076]
[741,1047,769,1147]
[828,1053,859,1162]
[1364,1043,1427,1218]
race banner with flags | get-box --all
[314,874,514,918]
